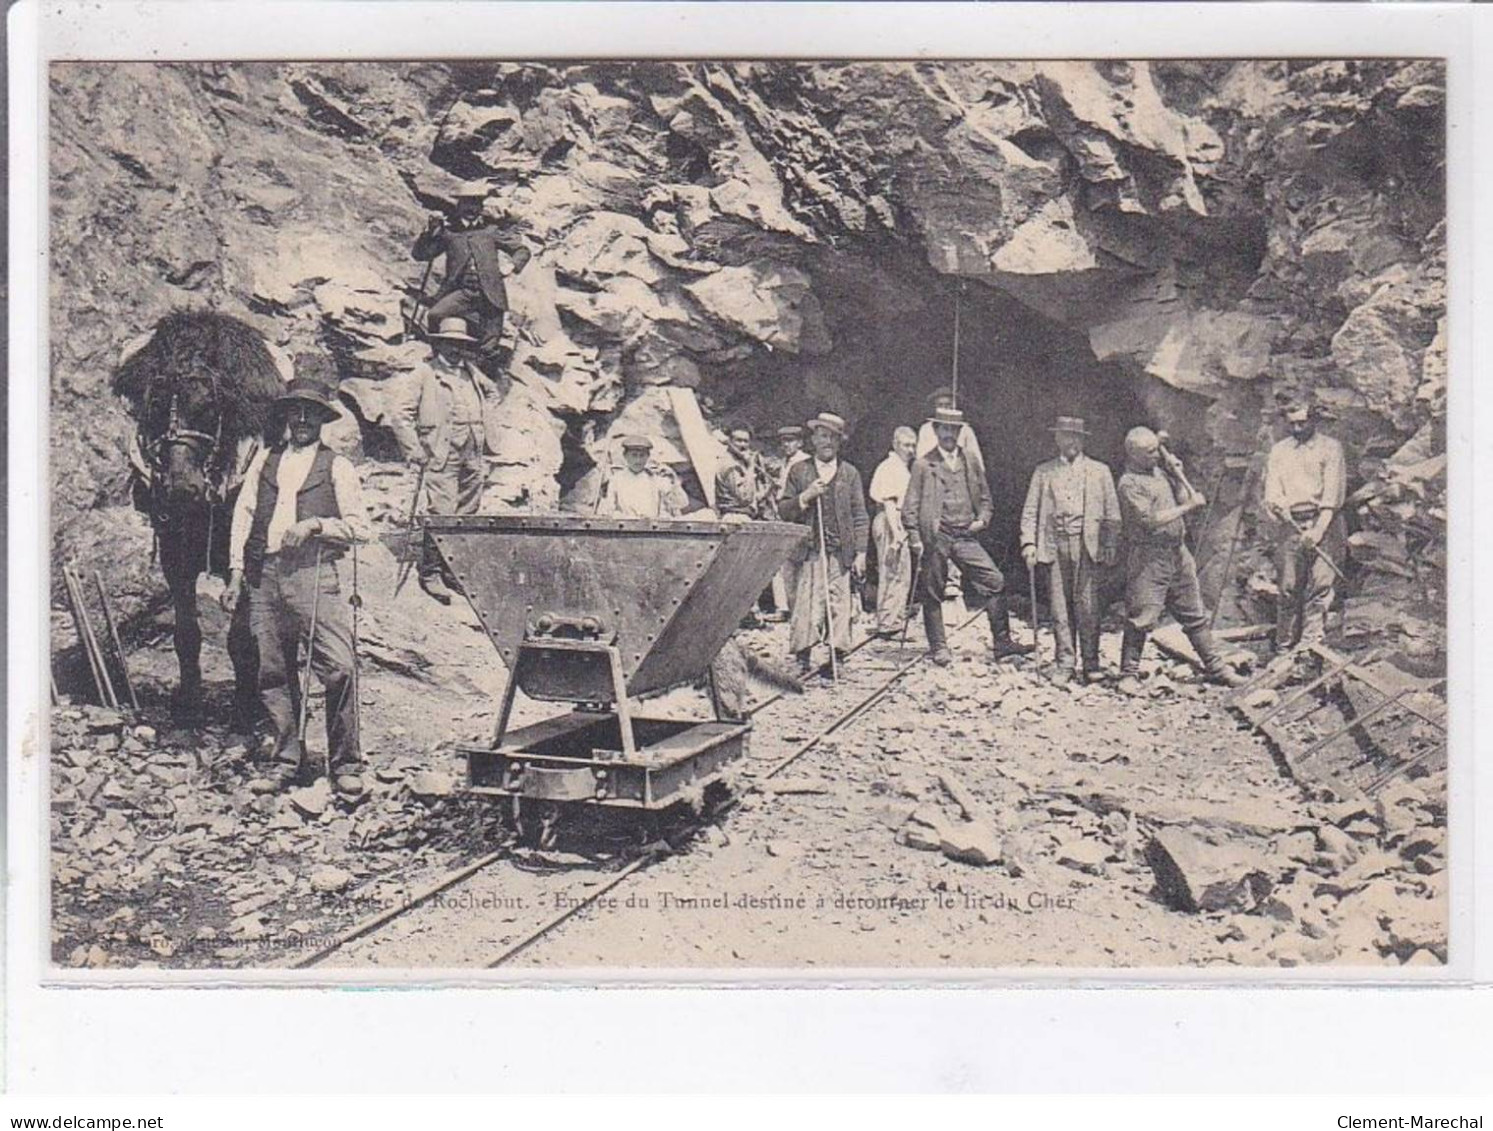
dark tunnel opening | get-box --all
[704,249,1150,599]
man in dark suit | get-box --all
[904,407,1033,667]
[412,187,532,367]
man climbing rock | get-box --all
[411,186,531,371]
[1115,426,1246,695]
[904,406,1032,667]
[1020,416,1121,684]
[868,425,917,637]
[222,363,372,792]
[390,317,508,605]
[597,434,685,518]
[1264,397,1347,659]
[778,413,868,675]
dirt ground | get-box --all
[50,473,1447,973]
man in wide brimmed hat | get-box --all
[412,182,532,366]
[390,316,510,604]
[904,406,1032,666]
[223,356,373,792]
[778,413,869,674]
[1019,415,1121,684]
[1263,395,1346,655]
[596,434,685,519]
[914,385,984,463]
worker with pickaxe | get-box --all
[1263,396,1348,665]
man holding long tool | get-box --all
[223,362,372,791]
[390,316,507,605]
[778,413,868,676]
[1263,397,1347,659]
[1115,427,1246,695]
[1019,416,1121,685]
[904,407,1033,667]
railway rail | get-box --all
[286,607,987,971]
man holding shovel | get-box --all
[223,362,372,793]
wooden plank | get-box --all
[668,386,724,510]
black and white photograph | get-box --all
[43,53,1451,974]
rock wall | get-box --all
[49,59,1445,660]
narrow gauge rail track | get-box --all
[288,609,988,971]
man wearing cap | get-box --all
[915,386,985,463]
[715,426,771,520]
[1115,427,1246,694]
[778,413,869,673]
[1019,416,1121,684]
[1263,399,1347,655]
[390,318,508,604]
[222,358,373,790]
[412,188,532,367]
[868,425,918,636]
[597,435,685,518]
[904,407,1033,666]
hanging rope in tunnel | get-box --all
[950,279,963,410]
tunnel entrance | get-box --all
[704,247,1149,583]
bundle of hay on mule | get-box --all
[112,310,288,723]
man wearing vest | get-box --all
[391,317,507,605]
[412,187,532,370]
[904,407,1033,667]
[1020,416,1121,685]
[223,367,373,790]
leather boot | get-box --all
[923,603,951,666]
[988,596,1034,660]
[1116,627,1147,697]
[1189,627,1248,687]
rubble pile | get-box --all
[50,703,505,969]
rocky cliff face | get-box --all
[49,59,1445,663]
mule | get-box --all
[112,310,286,724]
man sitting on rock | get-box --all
[411,186,531,372]
[778,413,868,675]
[390,317,506,605]
[1115,426,1246,695]
[597,434,685,518]
[904,407,1033,667]
[222,362,372,793]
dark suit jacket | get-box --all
[778,458,869,569]
[413,222,531,310]
[902,445,994,547]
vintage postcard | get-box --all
[43,53,1451,977]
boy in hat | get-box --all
[1115,427,1246,694]
[1263,397,1346,655]
[1019,416,1121,684]
[778,413,869,673]
[390,316,507,605]
[915,385,985,463]
[904,407,1033,666]
[868,425,918,636]
[412,186,532,367]
[223,358,372,790]
[597,434,685,518]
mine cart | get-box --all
[425,514,805,820]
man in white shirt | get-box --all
[1263,399,1348,654]
[222,367,372,791]
[868,426,917,635]
[597,435,685,518]
[772,425,812,612]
